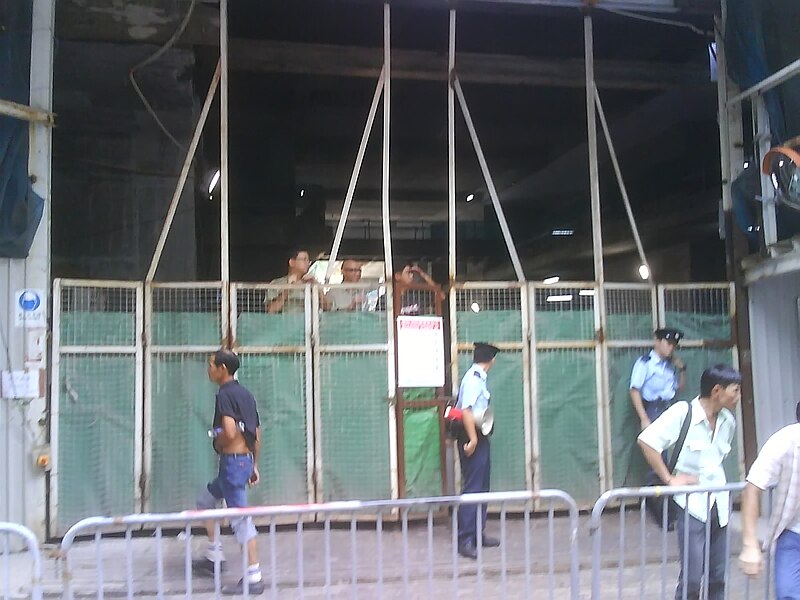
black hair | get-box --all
[287,248,309,262]
[473,343,499,364]
[699,364,741,397]
[213,349,240,375]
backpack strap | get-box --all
[667,400,693,474]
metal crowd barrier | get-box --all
[59,490,579,599]
[0,522,43,600]
[589,482,769,600]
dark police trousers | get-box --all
[458,436,491,547]
[675,504,726,600]
[645,399,673,464]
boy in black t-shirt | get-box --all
[194,349,264,595]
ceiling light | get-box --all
[470,302,480,313]
[638,264,650,280]
[466,194,475,202]
[551,229,574,236]
[579,289,596,296]
[300,189,305,198]
[743,161,750,169]
[546,295,573,303]
[543,276,560,285]
[207,169,221,194]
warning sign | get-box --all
[14,289,46,328]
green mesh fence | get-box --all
[237,353,309,505]
[148,353,218,512]
[456,310,522,343]
[663,312,732,341]
[609,346,652,488]
[237,313,305,346]
[402,406,443,498]
[60,312,135,346]
[320,353,391,501]
[457,351,527,492]
[57,355,137,530]
[320,311,387,345]
[152,313,220,346]
[536,348,600,503]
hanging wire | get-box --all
[128,0,199,151]
[599,7,711,37]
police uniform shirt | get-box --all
[456,363,491,414]
[629,350,679,403]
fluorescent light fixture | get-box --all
[546,294,573,303]
[543,276,560,285]
[466,194,475,202]
[638,264,650,280]
[300,189,305,197]
[579,289,596,296]
[551,229,574,236]
[470,302,481,313]
[207,169,221,194]
[743,161,750,169]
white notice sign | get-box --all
[396,316,445,388]
[1,369,42,399]
[14,289,46,328]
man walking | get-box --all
[739,406,800,598]
[638,364,742,600]
[194,349,264,595]
[456,342,501,559]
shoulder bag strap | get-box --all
[667,400,692,474]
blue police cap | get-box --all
[654,328,683,344]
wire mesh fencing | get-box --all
[315,283,395,503]
[145,283,224,514]
[531,282,601,505]
[232,284,314,507]
[451,284,531,496]
[51,280,142,536]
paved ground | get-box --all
[3,510,771,599]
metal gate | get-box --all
[50,280,143,535]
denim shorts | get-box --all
[207,454,253,508]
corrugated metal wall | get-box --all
[749,271,800,448]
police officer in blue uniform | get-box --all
[629,328,686,431]
[456,342,501,559]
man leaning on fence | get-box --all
[739,403,800,598]
[194,349,265,595]
[456,342,501,560]
[638,364,742,600]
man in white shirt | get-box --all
[638,364,742,600]
[738,408,800,599]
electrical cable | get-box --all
[128,0,198,151]
[599,7,711,37]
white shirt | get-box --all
[638,397,736,526]
[746,423,800,541]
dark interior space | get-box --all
[51,0,726,284]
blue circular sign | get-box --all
[19,291,41,312]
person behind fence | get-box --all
[326,259,366,311]
[630,327,686,432]
[194,349,265,595]
[456,342,501,560]
[738,403,800,598]
[637,364,741,600]
[265,248,315,313]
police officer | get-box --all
[629,328,686,431]
[456,342,501,559]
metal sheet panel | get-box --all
[749,271,800,447]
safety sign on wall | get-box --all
[396,316,445,388]
[14,289,46,328]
